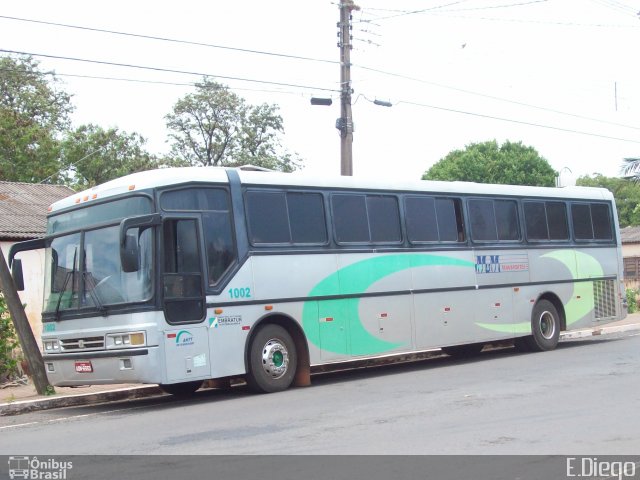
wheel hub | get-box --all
[261,338,289,379]
[539,311,556,340]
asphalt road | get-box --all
[1,331,639,456]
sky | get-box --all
[1,0,639,185]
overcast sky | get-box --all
[1,0,639,184]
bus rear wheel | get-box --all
[246,324,297,394]
[521,299,561,352]
[159,380,203,397]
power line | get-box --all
[0,15,339,65]
[358,0,548,22]
[425,12,640,27]
[354,64,640,131]
[589,0,639,18]
[0,49,339,93]
[356,1,467,23]
[395,99,640,144]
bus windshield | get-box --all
[43,224,153,314]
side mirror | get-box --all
[119,214,161,273]
[121,233,140,273]
[11,259,25,291]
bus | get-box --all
[9,167,626,394]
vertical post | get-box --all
[0,246,52,395]
[338,0,359,176]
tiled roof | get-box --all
[0,181,74,240]
[620,226,640,244]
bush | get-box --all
[0,294,22,382]
[626,288,638,314]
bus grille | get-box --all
[593,280,616,319]
[60,336,105,351]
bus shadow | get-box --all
[52,336,632,415]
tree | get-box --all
[620,157,640,180]
[165,79,300,172]
[0,55,73,183]
[61,124,165,188]
[576,173,640,227]
[423,140,557,187]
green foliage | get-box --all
[576,174,640,227]
[626,288,638,313]
[61,124,166,188]
[0,294,21,382]
[166,79,301,172]
[423,140,557,187]
[0,55,73,183]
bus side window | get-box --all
[202,212,236,286]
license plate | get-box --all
[75,361,93,373]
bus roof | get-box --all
[49,167,613,213]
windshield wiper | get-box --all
[83,272,107,315]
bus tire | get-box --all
[524,299,561,351]
[246,324,297,394]
[159,380,203,397]
[441,343,484,357]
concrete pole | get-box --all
[338,0,359,176]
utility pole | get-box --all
[337,0,359,176]
[0,247,52,395]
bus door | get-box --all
[161,217,210,382]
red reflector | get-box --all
[325,317,334,322]
[242,326,250,331]
[380,313,388,318]
[444,307,451,312]
[75,361,93,373]
[495,303,501,307]
[167,333,176,339]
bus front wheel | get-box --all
[521,299,561,352]
[246,324,297,393]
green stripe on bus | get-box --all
[476,250,604,333]
[302,254,474,355]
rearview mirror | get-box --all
[119,214,161,273]
[11,259,25,291]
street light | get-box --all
[310,97,333,106]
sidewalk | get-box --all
[2,313,639,416]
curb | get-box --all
[2,322,639,417]
[560,322,640,340]
[0,385,163,417]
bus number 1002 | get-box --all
[229,287,251,299]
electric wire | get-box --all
[0,49,339,93]
[354,64,640,131]
[0,15,339,65]
[395,99,640,144]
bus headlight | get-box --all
[106,332,146,349]
[43,339,60,352]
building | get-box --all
[0,181,75,346]
[620,226,640,290]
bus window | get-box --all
[405,196,463,243]
[332,193,401,244]
[571,202,613,241]
[469,199,519,242]
[246,191,327,245]
[161,187,237,287]
[524,201,568,241]
[571,203,595,240]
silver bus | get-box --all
[10,167,626,394]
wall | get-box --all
[1,241,45,348]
